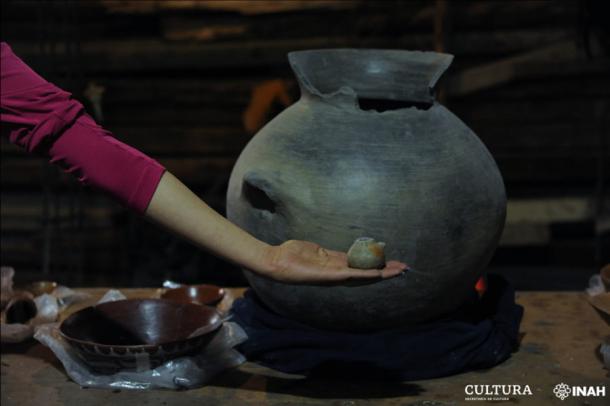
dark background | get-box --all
[1,0,608,290]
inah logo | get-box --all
[553,383,571,401]
[553,383,606,401]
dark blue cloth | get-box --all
[230,274,523,380]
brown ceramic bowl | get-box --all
[161,284,225,306]
[59,299,222,374]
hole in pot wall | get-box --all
[357,98,432,112]
[243,180,276,213]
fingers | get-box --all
[379,267,404,278]
[386,260,408,270]
[381,261,409,278]
[341,268,398,280]
[341,260,409,280]
[276,263,409,284]
[326,249,348,261]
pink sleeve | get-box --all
[1,42,165,213]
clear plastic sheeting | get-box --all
[600,342,610,370]
[97,289,127,303]
[586,274,606,296]
[33,294,60,323]
[585,269,609,370]
[53,285,91,309]
[162,280,182,289]
[33,289,247,390]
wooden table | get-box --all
[2,288,608,405]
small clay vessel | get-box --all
[4,292,37,324]
[347,237,386,269]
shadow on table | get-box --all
[1,339,65,373]
[1,339,39,354]
[211,365,426,399]
[3,341,424,398]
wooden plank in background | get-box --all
[452,97,610,126]
[99,0,361,15]
[495,156,607,182]
[0,193,120,232]
[96,77,256,106]
[102,105,243,126]
[0,228,126,272]
[0,157,236,187]
[410,0,577,30]
[110,127,249,156]
[8,25,575,74]
[0,127,249,158]
[473,123,603,150]
[100,0,578,31]
[453,75,610,101]
[448,38,610,96]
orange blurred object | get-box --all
[475,277,487,297]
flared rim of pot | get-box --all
[287,48,454,104]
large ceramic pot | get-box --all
[227,49,506,332]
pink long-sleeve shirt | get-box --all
[0,42,165,213]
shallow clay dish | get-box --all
[4,292,37,324]
[59,299,222,374]
[161,284,225,306]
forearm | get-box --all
[1,41,404,285]
[144,171,276,274]
[1,42,165,214]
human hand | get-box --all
[260,240,408,284]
